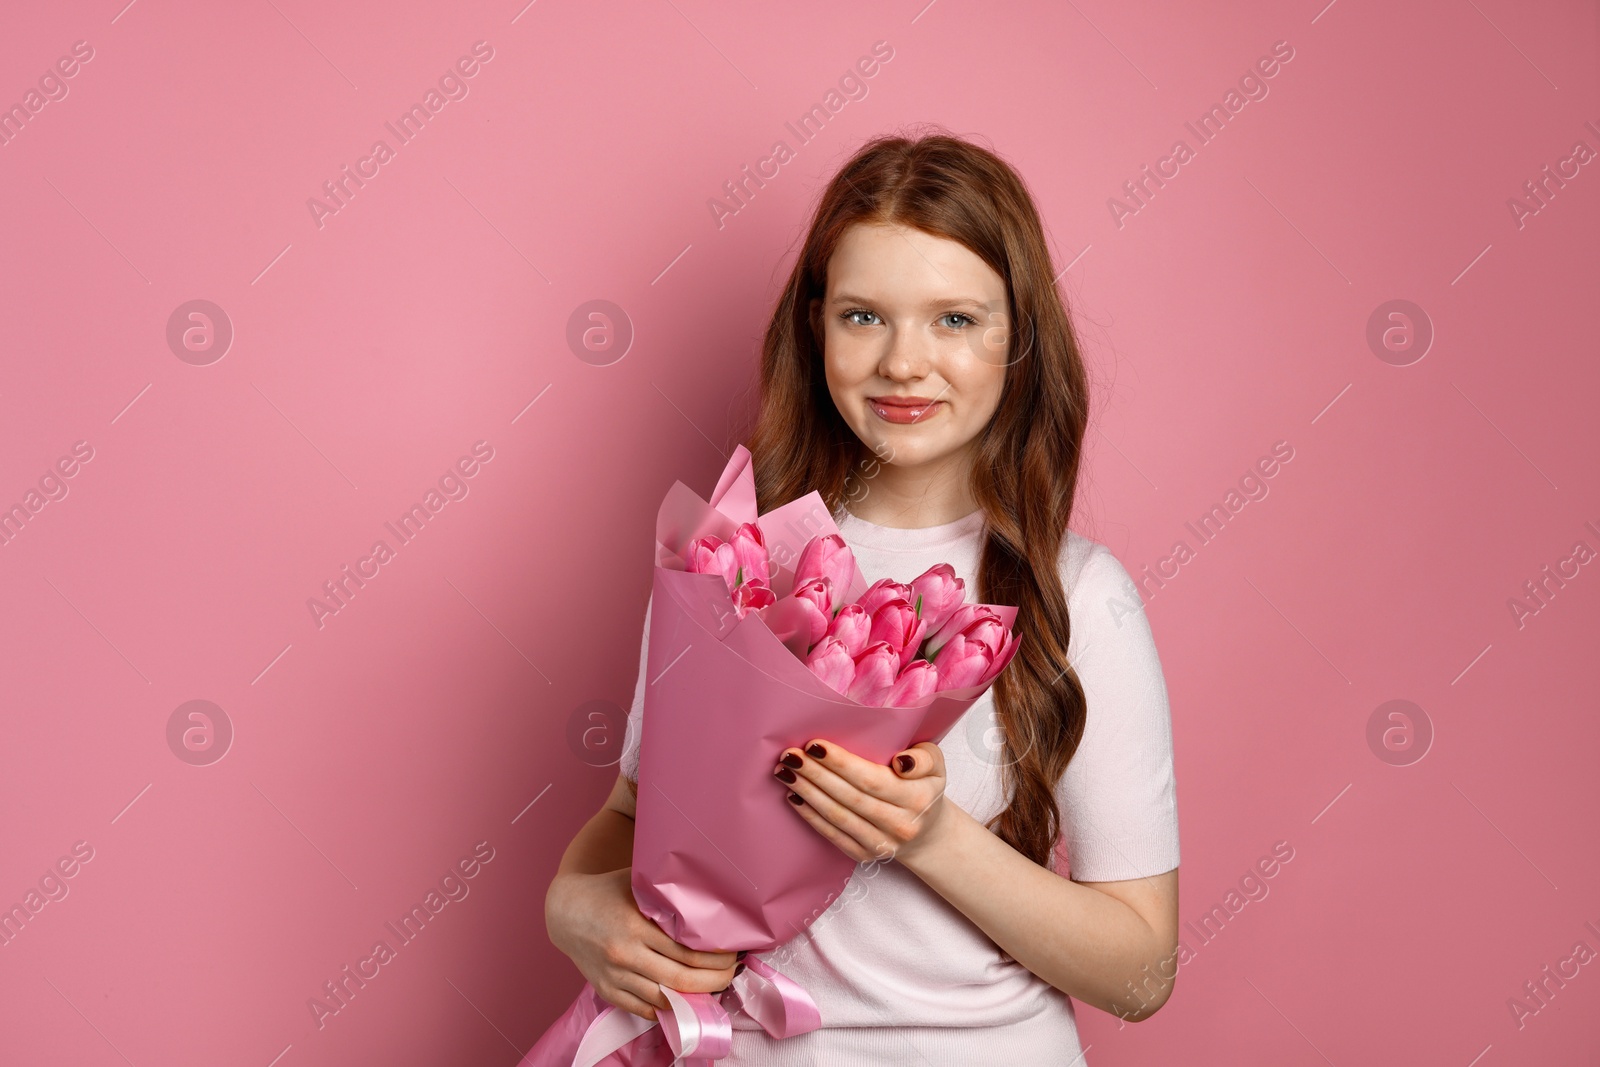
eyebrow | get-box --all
[827,292,998,311]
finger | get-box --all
[783,739,903,806]
[607,982,665,1022]
[643,949,738,995]
[638,922,737,971]
[782,776,881,863]
[892,741,945,780]
[783,743,902,830]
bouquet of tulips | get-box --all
[687,526,1016,707]
[520,446,1020,1067]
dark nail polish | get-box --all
[787,791,804,805]
[896,754,914,773]
[806,743,827,760]
[737,950,749,959]
[734,962,746,975]
[774,766,796,784]
[781,752,803,769]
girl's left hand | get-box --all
[773,739,950,866]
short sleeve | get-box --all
[1054,541,1180,882]
[617,594,652,784]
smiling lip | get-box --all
[868,396,942,424]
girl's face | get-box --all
[814,221,1010,477]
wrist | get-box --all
[896,796,965,876]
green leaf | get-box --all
[914,593,923,616]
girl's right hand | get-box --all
[546,867,740,1022]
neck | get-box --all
[844,448,979,529]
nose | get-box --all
[877,325,931,382]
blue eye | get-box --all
[941,312,976,329]
[841,309,879,326]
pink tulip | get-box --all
[867,598,928,671]
[931,633,990,690]
[825,602,871,658]
[933,629,1020,690]
[732,578,775,619]
[806,635,856,695]
[925,603,1003,658]
[847,642,900,706]
[909,563,965,634]
[730,522,771,588]
[686,534,740,594]
[794,534,856,614]
[857,578,913,619]
[791,576,835,649]
[887,659,940,707]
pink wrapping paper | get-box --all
[521,445,1019,1066]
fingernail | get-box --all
[734,962,746,975]
[896,754,914,773]
[737,950,749,959]
[787,791,805,806]
[806,743,827,760]
[774,765,796,784]
[781,752,804,769]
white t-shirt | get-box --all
[617,507,1181,1066]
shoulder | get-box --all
[1059,530,1138,612]
[1055,529,1161,657]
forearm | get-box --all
[899,803,1172,1019]
[554,803,635,880]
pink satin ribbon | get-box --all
[567,956,821,1066]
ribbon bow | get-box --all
[568,956,821,1067]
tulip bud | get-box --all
[887,659,940,706]
[847,642,900,706]
[925,603,1003,658]
[791,576,835,649]
[730,522,771,588]
[908,563,965,634]
[931,632,993,690]
[857,578,912,620]
[732,579,775,619]
[794,535,856,614]
[867,598,929,671]
[826,602,871,658]
[806,635,856,695]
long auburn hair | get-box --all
[742,129,1092,870]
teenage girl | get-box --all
[544,129,1180,1065]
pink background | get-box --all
[2,1,1596,1064]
